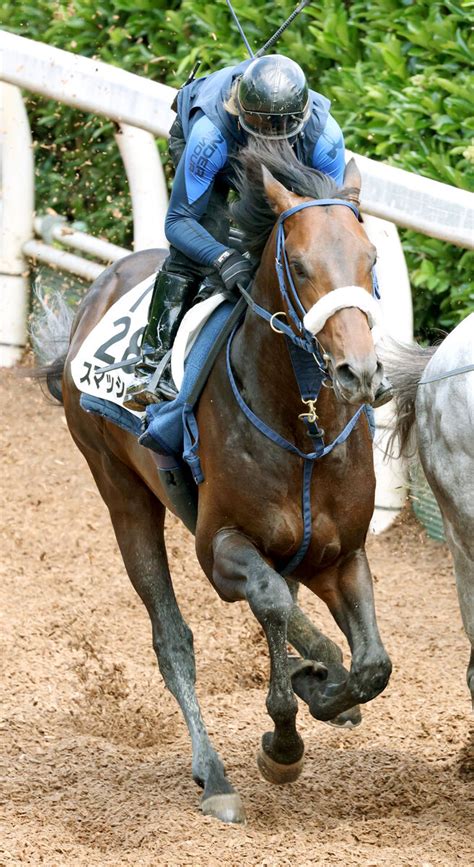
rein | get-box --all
[419,363,474,386]
[227,197,377,575]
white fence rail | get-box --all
[2,31,472,248]
[0,29,176,138]
[1,29,473,532]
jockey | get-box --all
[124,54,391,411]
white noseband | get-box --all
[303,286,381,336]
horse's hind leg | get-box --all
[449,543,474,710]
[286,578,343,664]
[468,647,474,711]
[82,450,245,824]
[286,579,362,728]
[443,530,474,776]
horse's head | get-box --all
[260,159,383,405]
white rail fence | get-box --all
[1,30,473,531]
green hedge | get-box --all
[2,0,473,336]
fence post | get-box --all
[363,214,414,534]
[115,123,169,251]
[0,83,34,366]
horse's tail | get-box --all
[379,337,438,457]
[29,288,75,404]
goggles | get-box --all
[239,108,309,140]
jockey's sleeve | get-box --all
[165,114,230,266]
[311,114,346,185]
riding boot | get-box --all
[123,271,195,411]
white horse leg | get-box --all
[417,341,474,711]
[429,460,474,711]
[446,536,474,709]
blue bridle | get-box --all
[238,197,379,360]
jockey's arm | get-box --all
[165,114,230,267]
[311,114,346,185]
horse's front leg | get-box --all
[286,578,362,728]
[305,549,392,721]
[212,529,304,784]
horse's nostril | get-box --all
[335,363,360,390]
[335,359,381,397]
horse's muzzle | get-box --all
[333,357,384,405]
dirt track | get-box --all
[1,368,473,866]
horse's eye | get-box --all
[291,261,307,280]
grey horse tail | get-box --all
[379,337,438,458]
[29,288,74,404]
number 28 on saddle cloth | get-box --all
[77,292,239,462]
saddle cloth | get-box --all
[74,275,234,457]
[71,274,227,414]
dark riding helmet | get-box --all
[236,54,310,140]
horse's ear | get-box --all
[343,158,361,206]
[261,165,299,215]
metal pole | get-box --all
[0,83,34,366]
[115,124,169,251]
[364,215,413,535]
[23,240,104,282]
[34,215,129,262]
[0,29,176,139]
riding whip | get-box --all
[225,0,313,58]
[255,1,313,57]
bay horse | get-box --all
[384,313,474,712]
[33,141,392,824]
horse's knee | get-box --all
[211,529,257,601]
[212,529,293,618]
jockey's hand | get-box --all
[214,249,253,297]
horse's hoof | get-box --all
[201,792,246,824]
[323,705,362,729]
[257,748,304,785]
